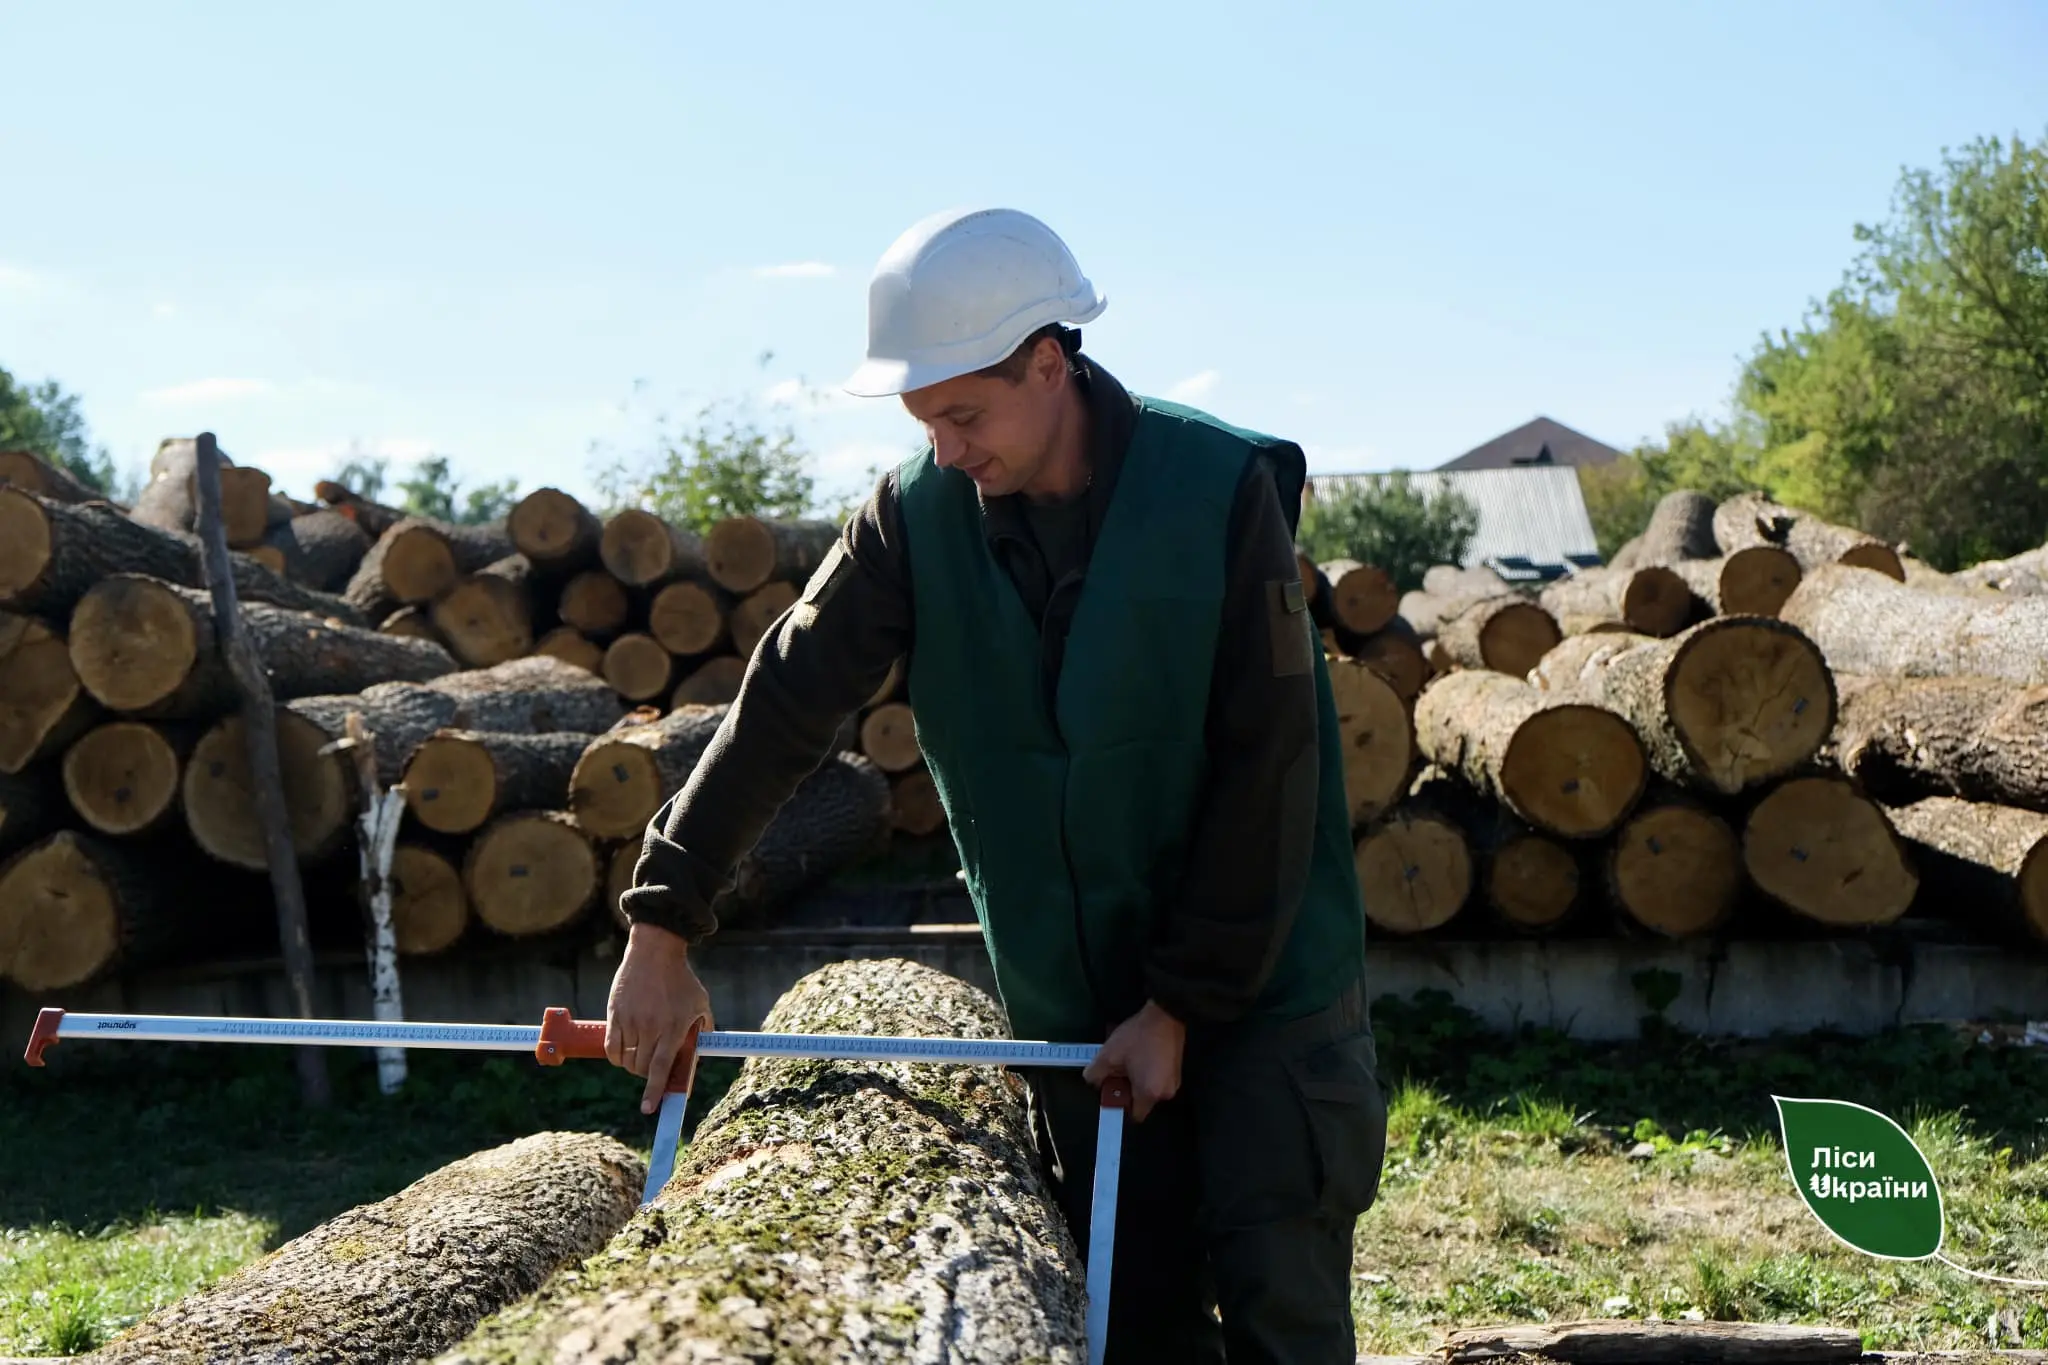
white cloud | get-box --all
[1166,369,1221,402]
[752,261,836,279]
[142,377,274,404]
[0,264,40,291]
[152,302,177,318]
[762,376,863,411]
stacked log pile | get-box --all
[0,462,903,994]
[1308,487,2048,952]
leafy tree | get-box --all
[332,454,390,501]
[394,455,519,525]
[1297,471,1479,593]
[593,396,819,537]
[1580,416,1762,559]
[0,365,126,498]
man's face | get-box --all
[900,341,1065,498]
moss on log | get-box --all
[1781,562,2048,685]
[70,574,458,718]
[1885,795,2048,946]
[436,959,1086,1365]
[1830,673,2048,812]
[1527,618,1835,795]
[1713,491,1903,581]
[92,1132,644,1365]
[1412,669,1646,838]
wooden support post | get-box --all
[191,432,330,1107]
[345,712,409,1094]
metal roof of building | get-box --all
[1303,465,1602,578]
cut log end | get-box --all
[507,488,596,564]
[1477,600,1563,676]
[61,722,182,836]
[1720,545,1802,617]
[1487,834,1581,928]
[1666,618,1836,792]
[703,514,778,593]
[1620,565,1692,636]
[0,831,127,990]
[673,656,747,707]
[391,843,469,955]
[378,604,443,644]
[889,768,946,836]
[1355,813,1471,934]
[532,626,603,673]
[568,740,665,841]
[0,488,55,606]
[1610,802,1742,936]
[1349,624,1429,702]
[0,619,92,774]
[1501,704,1647,838]
[403,733,501,834]
[380,523,460,603]
[1841,541,1906,581]
[1328,656,1414,825]
[731,580,799,656]
[183,712,352,869]
[430,574,533,668]
[649,580,727,656]
[601,633,674,702]
[465,812,597,936]
[607,840,637,930]
[1744,777,1918,926]
[599,509,692,587]
[557,570,630,636]
[1324,560,1399,635]
[859,702,922,773]
[68,575,201,714]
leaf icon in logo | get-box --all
[1771,1095,1943,1260]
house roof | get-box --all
[1435,417,1622,471]
[1303,465,1602,578]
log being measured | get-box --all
[1435,593,1562,677]
[1781,562,2048,685]
[70,574,458,717]
[0,617,96,774]
[1829,673,2048,812]
[1528,618,1836,795]
[1412,670,1647,838]
[403,729,596,834]
[1713,490,1903,581]
[435,958,1087,1365]
[1742,776,1918,927]
[93,1132,645,1365]
[1885,795,2048,946]
[1538,565,1692,638]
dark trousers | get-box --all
[1025,981,1388,1364]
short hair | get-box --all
[973,323,1083,384]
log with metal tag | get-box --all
[24,1005,1131,1365]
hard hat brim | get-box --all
[842,292,1109,398]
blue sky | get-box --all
[3,0,2044,511]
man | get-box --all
[607,206,1389,1363]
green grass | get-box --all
[3,988,2043,1356]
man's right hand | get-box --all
[605,920,714,1115]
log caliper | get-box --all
[25,1006,1129,1365]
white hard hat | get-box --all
[843,207,1108,397]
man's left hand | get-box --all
[1083,1001,1186,1122]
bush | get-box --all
[1298,471,1479,593]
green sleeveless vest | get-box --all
[897,398,1366,1044]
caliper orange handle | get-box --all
[24,1008,63,1067]
[535,1006,699,1096]
[1099,1076,1132,1110]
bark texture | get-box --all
[1527,618,1836,794]
[70,575,458,718]
[1885,795,2048,945]
[436,959,1088,1365]
[1713,491,1904,581]
[403,729,596,834]
[91,1132,645,1365]
[259,509,372,591]
[1780,562,2048,685]
[1830,673,2048,812]
[1538,565,1692,637]
[0,487,362,624]
[714,753,891,926]
[1435,594,1562,677]
[1412,669,1646,837]
[1631,490,1721,564]
[1950,542,2048,596]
